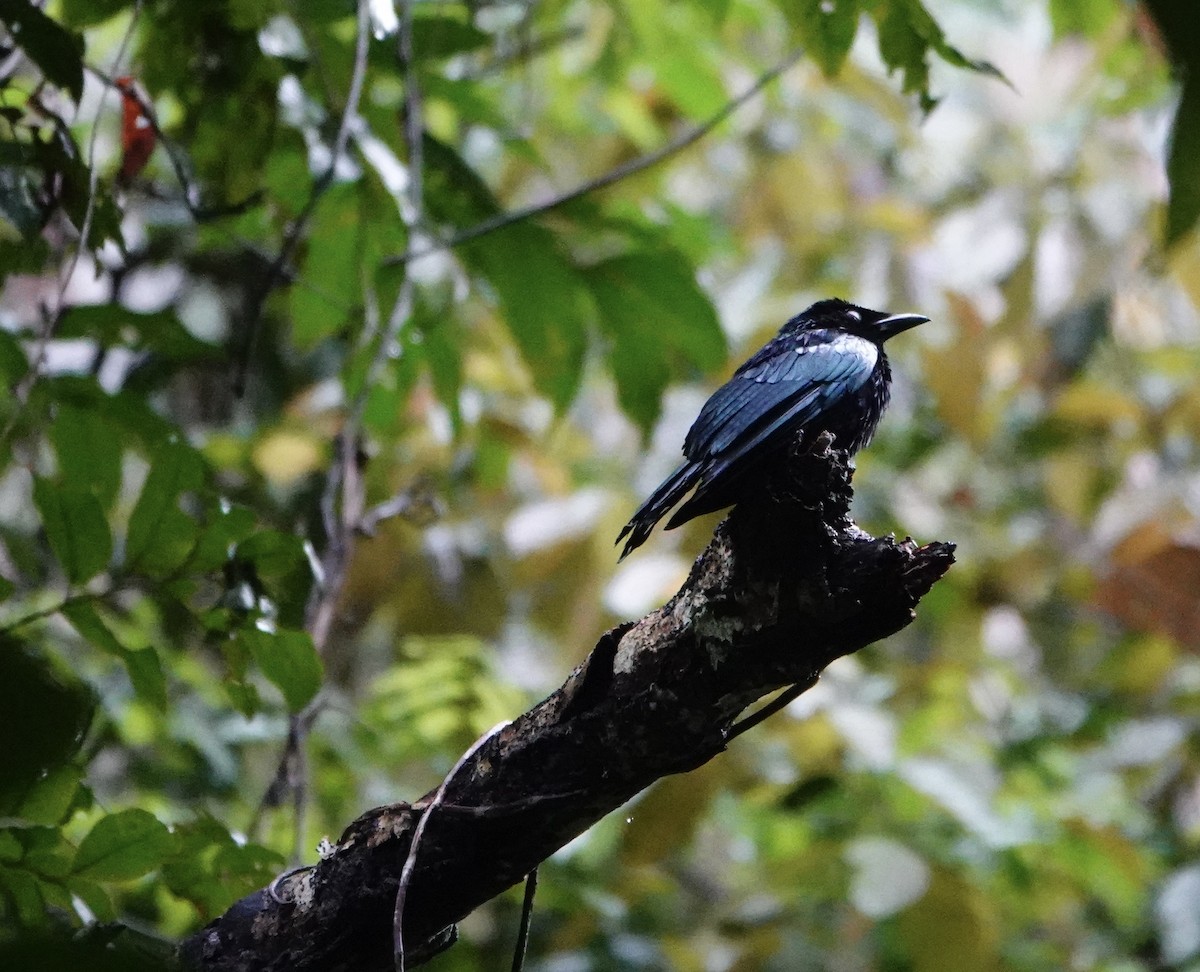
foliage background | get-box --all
[1,0,1199,969]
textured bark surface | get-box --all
[180,443,954,972]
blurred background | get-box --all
[1,0,1198,969]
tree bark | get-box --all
[180,442,954,972]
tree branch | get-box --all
[179,441,954,972]
[382,48,805,268]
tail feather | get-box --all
[616,461,701,560]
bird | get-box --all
[616,298,929,560]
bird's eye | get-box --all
[846,310,861,321]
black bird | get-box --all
[617,298,929,559]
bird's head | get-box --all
[784,298,929,343]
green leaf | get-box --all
[0,640,93,804]
[410,13,490,59]
[872,0,1002,109]
[190,502,257,573]
[60,598,127,653]
[289,182,360,349]
[72,809,173,881]
[423,316,464,431]
[55,305,221,362]
[125,441,204,575]
[792,0,860,76]
[19,823,74,879]
[0,866,45,925]
[1165,73,1200,245]
[14,765,80,826]
[61,601,167,711]
[421,136,591,408]
[65,876,115,921]
[1048,0,1121,38]
[51,404,123,509]
[586,249,725,433]
[58,0,132,28]
[235,528,306,573]
[654,47,728,119]
[620,0,726,117]
[875,0,935,102]
[122,648,167,711]
[0,238,49,276]
[0,160,45,238]
[43,376,176,449]
[240,628,323,711]
[163,817,284,917]
[464,224,592,409]
[0,830,20,861]
[0,0,85,101]
[234,530,314,627]
[32,477,112,584]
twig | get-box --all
[724,676,818,743]
[466,26,586,79]
[382,48,805,268]
[394,722,510,972]
[232,0,372,396]
[248,0,373,860]
[0,590,106,636]
[372,0,427,381]
[510,867,539,972]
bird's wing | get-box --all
[682,332,879,461]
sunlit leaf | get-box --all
[1048,0,1122,38]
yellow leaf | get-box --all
[251,429,325,487]
[897,869,1001,972]
[1053,383,1142,427]
[921,294,988,443]
[1042,452,1097,521]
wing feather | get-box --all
[683,333,877,460]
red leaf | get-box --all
[115,75,156,185]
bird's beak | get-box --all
[876,312,929,340]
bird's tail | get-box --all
[615,461,701,560]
